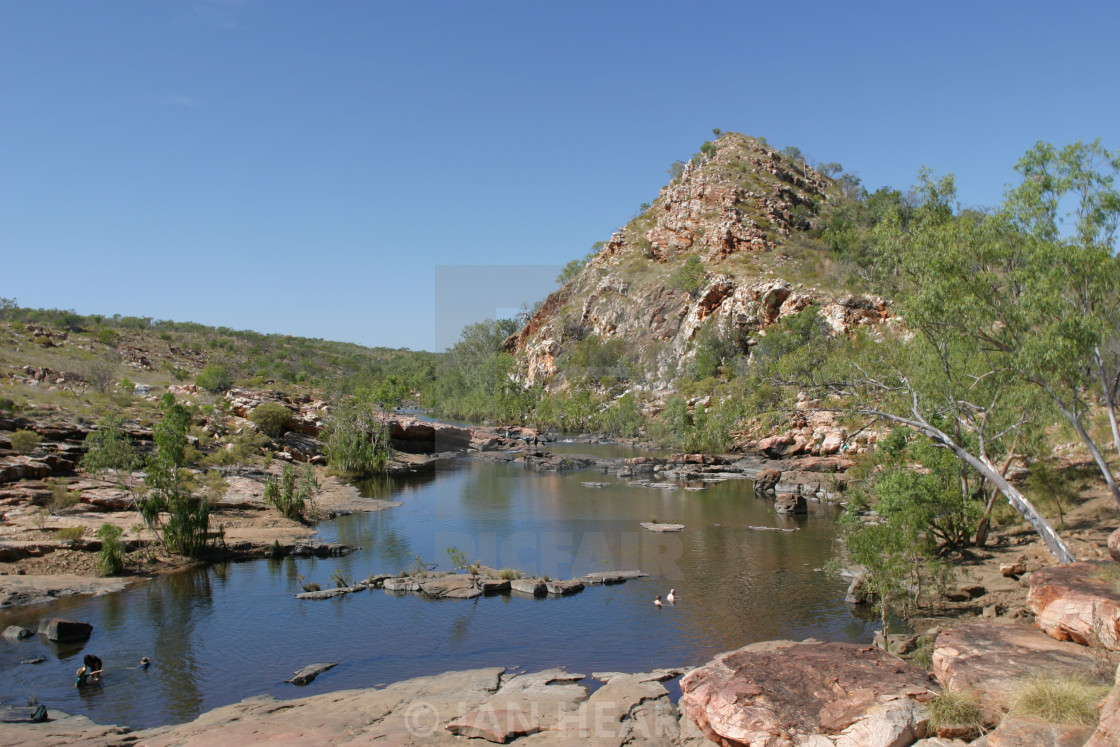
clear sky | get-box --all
[2,1,1117,351]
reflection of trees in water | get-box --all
[459,463,514,510]
[144,568,213,723]
[449,600,479,645]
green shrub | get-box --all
[57,526,84,541]
[95,327,120,345]
[50,480,82,512]
[499,568,522,580]
[10,429,41,454]
[96,523,125,575]
[0,397,15,415]
[195,365,232,393]
[667,255,706,297]
[249,402,291,438]
[263,463,319,521]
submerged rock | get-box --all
[286,662,338,686]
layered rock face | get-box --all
[505,133,896,396]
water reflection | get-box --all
[0,457,877,731]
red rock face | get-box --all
[1028,562,1120,650]
[679,640,936,746]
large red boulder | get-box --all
[679,640,937,746]
[1028,562,1120,650]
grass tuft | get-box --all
[1008,674,1109,725]
[927,689,988,734]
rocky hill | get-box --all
[505,133,895,388]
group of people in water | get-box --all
[75,655,150,687]
[653,589,678,608]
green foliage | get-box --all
[95,327,120,345]
[50,479,82,512]
[321,398,391,477]
[330,568,349,588]
[426,318,537,423]
[96,523,125,576]
[563,335,630,384]
[264,462,319,521]
[446,546,469,572]
[195,365,232,393]
[141,401,211,557]
[57,526,83,541]
[0,397,14,415]
[595,392,644,437]
[667,255,706,297]
[499,567,522,580]
[9,429,41,454]
[249,402,291,438]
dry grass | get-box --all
[927,688,989,734]
[1007,674,1110,726]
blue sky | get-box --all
[2,1,1117,351]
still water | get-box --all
[0,455,875,730]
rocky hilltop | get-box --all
[505,133,896,388]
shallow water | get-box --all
[0,457,876,730]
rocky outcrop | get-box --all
[679,639,937,746]
[1027,562,1120,650]
[2,666,689,746]
[931,621,1105,714]
[504,133,899,396]
[37,618,93,642]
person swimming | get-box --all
[654,595,662,608]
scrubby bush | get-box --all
[667,255,706,297]
[927,689,988,736]
[0,397,15,415]
[264,463,319,521]
[96,523,125,575]
[50,479,82,512]
[57,526,83,541]
[195,365,232,393]
[10,429,41,454]
[249,402,291,438]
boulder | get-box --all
[544,579,584,596]
[774,493,807,514]
[475,578,508,594]
[1000,561,1026,578]
[2,625,33,641]
[931,621,1104,714]
[845,575,871,605]
[38,618,93,642]
[1109,527,1120,563]
[286,662,337,686]
[510,579,547,596]
[1027,562,1120,650]
[753,468,781,493]
[680,640,937,746]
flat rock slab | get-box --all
[286,662,338,686]
[1027,562,1120,650]
[971,715,1094,747]
[421,575,482,599]
[446,707,539,743]
[579,569,648,585]
[680,640,937,747]
[931,621,1105,714]
[640,522,684,532]
[0,574,130,609]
